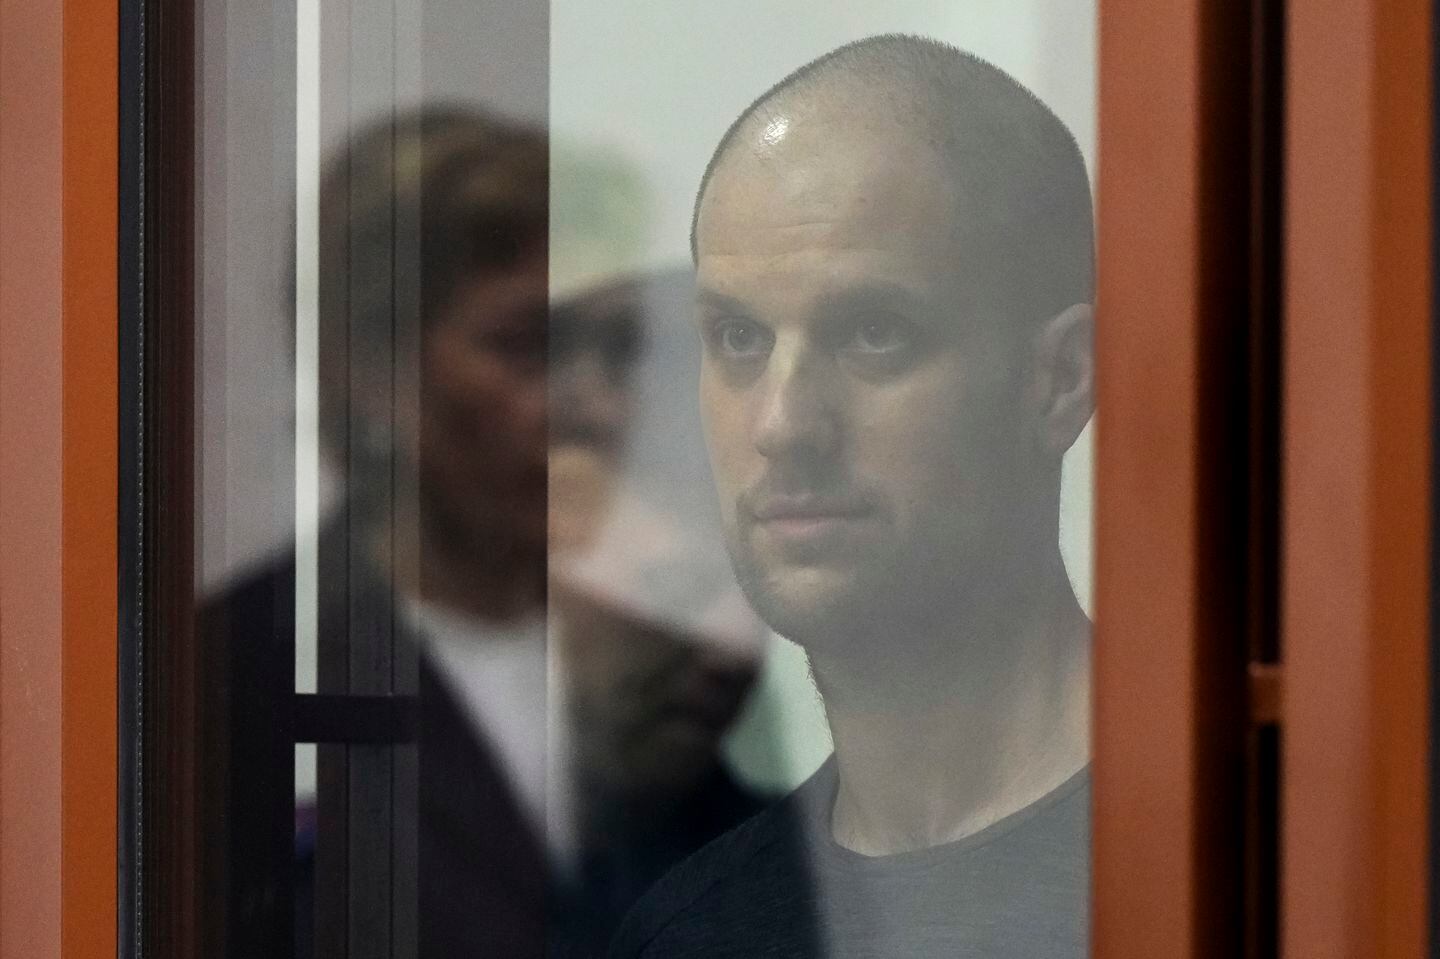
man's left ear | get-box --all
[1028,302,1094,457]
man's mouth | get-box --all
[747,495,876,543]
[750,493,872,520]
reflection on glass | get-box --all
[310,112,770,958]
[330,109,551,957]
[194,3,1094,957]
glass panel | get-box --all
[551,6,1096,957]
[191,1,1095,955]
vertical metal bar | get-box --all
[136,0,206,954]
[345,3,398,955]
[118,0,146,951]
[389,4,423,953]
[295,0,322,696]
[314,0,354,952]
[273,3,301,954]
[213,0,299,951]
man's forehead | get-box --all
[699,127,957,249]
[695,265,949,327]
[695,126,963,308]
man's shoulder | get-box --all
[607,786,821,958]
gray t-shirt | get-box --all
[608,759,1089,958]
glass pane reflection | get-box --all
[195,2,1094,956]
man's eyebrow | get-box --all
[695,288,753,316]
[813,280,934,316]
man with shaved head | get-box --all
[610,34,1094,958]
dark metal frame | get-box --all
[120,0,205,954]
[119,1,426,954]
[117,0,145,953]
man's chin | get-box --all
[737,564,873,648]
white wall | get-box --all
[551,0,1095,271]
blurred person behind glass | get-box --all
[207,109,779,958]
[204,106,552,957]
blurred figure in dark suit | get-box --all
[204,108,772,958]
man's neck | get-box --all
[815,551,1090,857]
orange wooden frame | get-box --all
[1094,1,1254,954]
[1098,0,1434,956]
[0,1,1432,956]
[0,0,118,956]
[1283,1,1432,956]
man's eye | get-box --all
[848,317,913,355]
[714,321,772,358]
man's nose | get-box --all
[752,350,840,461]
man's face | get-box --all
[695,113,1041,647]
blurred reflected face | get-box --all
[416,252,549,553]
[547,282,644,554]
[695,115,1036,646]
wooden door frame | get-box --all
[1095,1,1434,957]
[0,0,119,956]
[1282,1,1432,956]
[1,1,1432,957]
[1094,1,1260,955]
